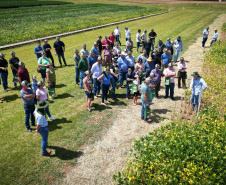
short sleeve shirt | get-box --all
[0,59,8,73]
[136,33,141,42]
[148,32,157,40]
[125,29,131,38]
[53,41,65,53]
[20,88,34,105]
[46,68,56,82]
[36,86,48,101]
[141,83,151,101]
[38,57,49,70]
[110,64,119,74]
[17,68,30,83]
[73,54,80,67]
[164,68,175,83]
[34,108,48,127]
[9,57,19,70]
[83,77,93,91]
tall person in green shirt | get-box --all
[78,53,88,89]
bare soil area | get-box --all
[59,14,226,185]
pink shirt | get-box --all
[135,63,145,75]
[36,86,48,100]
[103,49,112,62]
[164,68,176,83]
[102,40,110,50]
[177,61,187,72]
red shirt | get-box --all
[101,40,111,50]
[108,35,115,45]
[18,68,30,83]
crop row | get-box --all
[0,4,161,45]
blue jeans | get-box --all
[126,84,131,98]
[165,83,175,99]
[141,99,152,121]
[101,84,109,103]
[93,78,101,96]
[126,38,128,41]
[110,75,118,98]
[75,67,80,84]
[0,72,8,90]
[190,94,199,109]
[150,39,155,51]
[115,35,121,45]
[210,38,217,46]
[202,37,208,47]
[57,52,67,66]
[12,69,18,87]
[119,72,126,87]
[38,127,49,155]
[45,105,51,118]
[174,49,180,62]
[79,70,85,89]
[23,104,35,130]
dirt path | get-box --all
[59,14,226,185]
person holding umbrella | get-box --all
[189,72,207,110]
[34,100,51,156]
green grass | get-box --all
[0,3,225,184]
[0,0,72,8]
[0,4,162,45]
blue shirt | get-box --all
[190,77,207,95]
[102,73,110,85]
[32,80,38,93]
[161,53,171,65]
[87,55,96,69]
[144,61,155,73]
[126,73,134,86]
[34,46,43,59]
[118,57,128,72]
[34,108,48,127]
[166,41,172,51]
[174,40,183,51]
[141,83,151,101]
[91,46,99,61]
[20,88,34,105]
[126,55,135,67]
[53,41,65,53]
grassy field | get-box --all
[0,1,226,184]
[0,3,161,45]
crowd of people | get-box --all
[0,25,212,156]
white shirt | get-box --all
[91,63,102,79]
[213,32,218,39]
[114,28,121,36]
[136,33,141,42]
[177,61,187,72]
[203,29,209,38]
[34,108,48,127]
[174,40,183,51]
[113,46,121,54]
[125,29,131,38]
[80,49,89,57]
[141,32,147,42]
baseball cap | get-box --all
[155,64,160,68]
[145,77,151,83]
[32,75,36,79]
[21,80,31,86]
[37,81,45,87]
[84,70,90,75]
[74,49,79,52]
[168,63,173,67]
[180,57,184,61]
[97,56,102,60]
[98,35,102,38]
[150,72,155,77]
[19,62,25,66]
[10,51,15,55]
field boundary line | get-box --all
[0,10,170,50]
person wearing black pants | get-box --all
[43,39,55,67]
[53,37,67,67]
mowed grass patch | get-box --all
[0,7,222,184]
[0,3,162,45]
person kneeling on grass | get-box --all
[34,100,51,156]
[141,77,152,123]
[98,68,111,106]
[133,75,140,106]
[189,72,207,111]
[83,71,93,112]
[126,68,134,100]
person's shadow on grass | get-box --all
[57,93,74,99]
[48,118,72,132]
[3,94,19,102]
[48,146,83,160]
[91,103,112,112]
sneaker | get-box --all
[4,89,8,92]
[97,94,101,97]
[105,100,109,103]
[42,150,51,156]
[49,96,54,99]
[101,103,106,106]
[48,116,55,120]
[95,96,98,99]
[28,129,32,132]
[164,96,167,99]
[76,84,79,86]
[171,97,175,100]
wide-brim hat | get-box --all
[121,51,126,56]
[37,100,49,109]
[191,72,200,77]
[147,57,152,61]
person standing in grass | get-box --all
[202,27,209,48]
[210,29,218,46]
[126,51,135,72]
[113,42,121,55]
[189,72,207,110]
[151,64,161,98]
[108,31,116,49]
[173,36,183,62]
[165,38,173,57]
[38,52,49,83]
[135,58,145,78]
[73,49,80,86]
[110,59,119,99]
[36,81,55,120]
[91,42,99,62]
[96,36,103,55]
[164,63,176,100]
[17,62,30,87]
[46,63,57,99]
[142,39,152,57]
[98,68,111,106]
[78,53,88,89]
[87,51,96,70]
[114,25,121,46]
[126,37,133,53]
[156,39,166,54]
[102,36,111,50]
[53,37,67,67]
[103,44,112,68]
[34,100,51,156]
[148,28,157,51]
[141,77,152,123]
[126,68,134,100]
[43,39,55,68]
[31,75,38,104]
[80,44,89,58]
[20,80,35,132]
[145,57,155,77]
[34,40,43,59]
[177,57,187,89]
[133,74,140,106]
[137,50,148,64]
[117,51,128,89]
[0,53,8,92]
[136,29,141,53]
[83,71,93,112]
[9,51,19,88]
[91,56,102,98]
[125,26,131,42]
[141,30,147,51]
